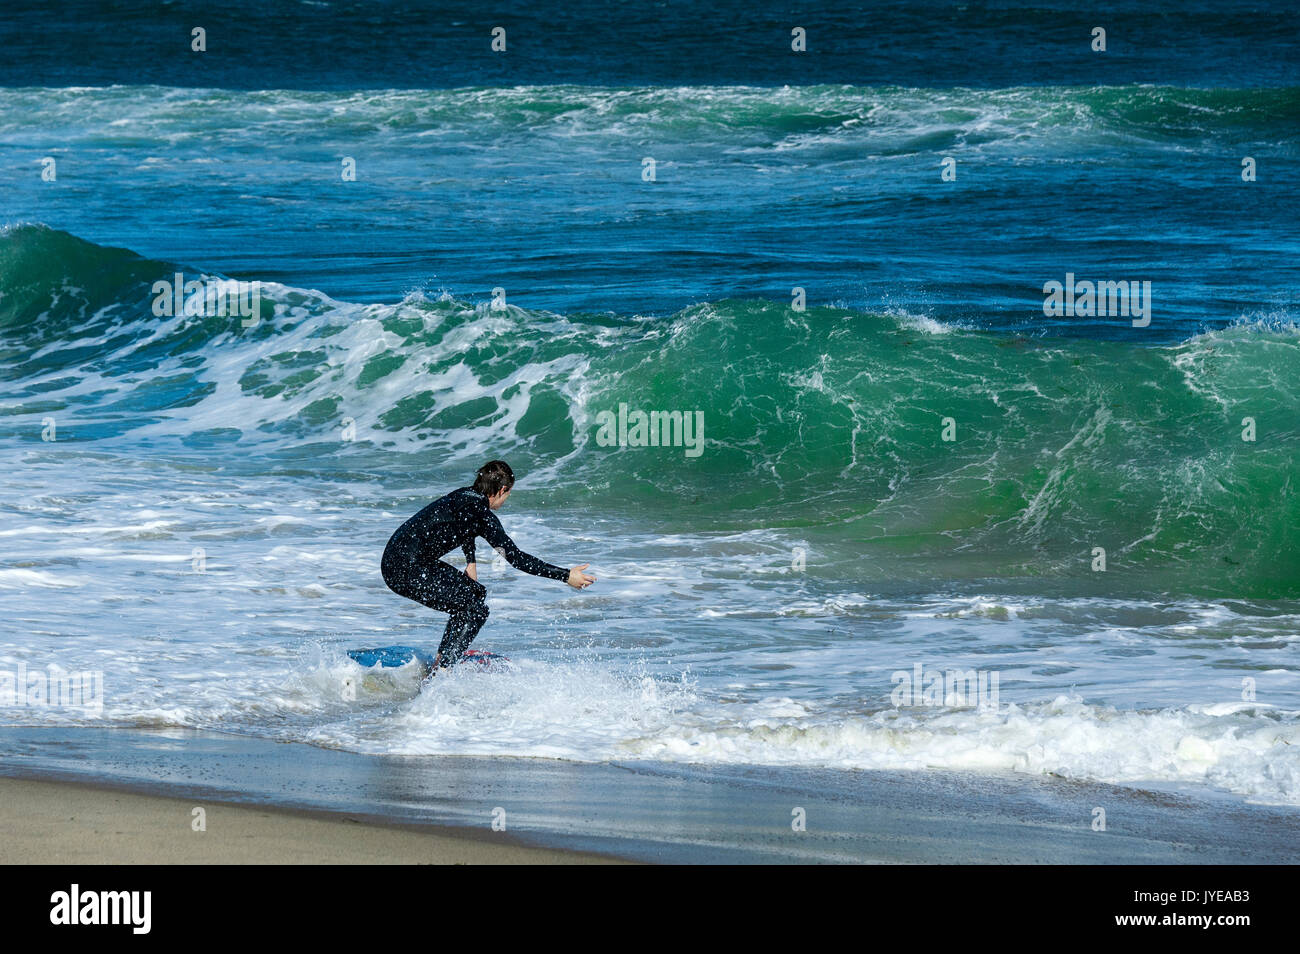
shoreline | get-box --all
[1,725,1297,864]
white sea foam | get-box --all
[283,658,1300,805]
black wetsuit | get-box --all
[381,487,568,667]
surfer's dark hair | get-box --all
[473,460,515,497]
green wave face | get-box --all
[568,301,1300,597]
[3,225,1298,597]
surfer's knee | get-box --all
[461,599,489,630]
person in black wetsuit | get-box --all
[381,459,595,670]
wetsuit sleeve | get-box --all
[462,538,477,564]
[481,510,570,582]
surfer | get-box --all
[381,460,596,670]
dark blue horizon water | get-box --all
[4,0,1299,91]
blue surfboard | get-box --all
[347,645,508,674]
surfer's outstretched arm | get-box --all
[481,511,595,589]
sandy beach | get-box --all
[0,775,625,864]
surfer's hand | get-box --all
[567,564,596,589]
[466,562,478,582]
